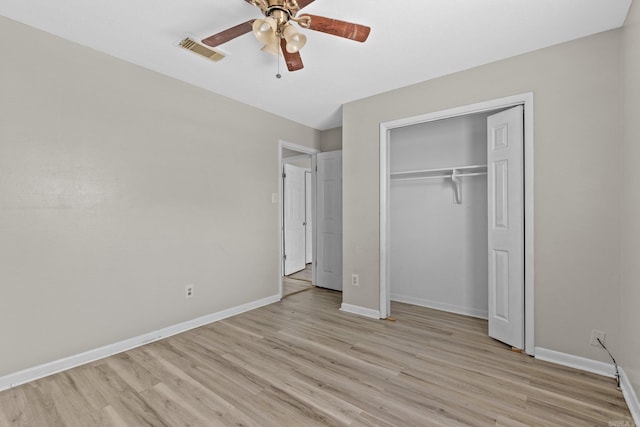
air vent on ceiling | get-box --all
[179,37,225,62]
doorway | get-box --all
[379,93,535,355]
[283,158,313,296]
[279,141,319,298]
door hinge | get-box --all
[282,172,286,178]
[283,254,287,261]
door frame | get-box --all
[279,141,320,298]
[379,93,535,355]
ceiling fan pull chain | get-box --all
[276,43,282,79]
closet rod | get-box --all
[391,171,487,182]
[390,164,487,178]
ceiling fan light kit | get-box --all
[282,23,306,53]
[253,17,278,52]
[198,0,371,72]
[261,40,281,55]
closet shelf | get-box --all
[390,164,487,181]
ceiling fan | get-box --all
[199,0,371,72]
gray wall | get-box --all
[621,0,640,402]
[343,29,623,364]
[320,127,342,152]
[283,157,312,169]
[0,16,319,377]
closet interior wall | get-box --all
[389,112,491,319]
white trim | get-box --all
[523,98,535,355]
[391,294,488,320]
[311,154,317,286]
[534,346,640,423]
[0,294,280,392]
[340,303,381,319]
[379,92,535,355]
[534,347,616,378]
[621,368,640,426]
[280,141,320,154]
[380,124,391,319]
[278,140,320,298]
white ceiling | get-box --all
[0,0,632,130]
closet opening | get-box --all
[379,93,535,355]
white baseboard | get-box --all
[535,349,638,425]
[620,368,640,426]
[340,303,381,319]
[391,294,488,320]
[534,347,616,378]
[0,294,281,392]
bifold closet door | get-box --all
[487,106,524,349]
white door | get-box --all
[487,106,524,349]
[316,151,342,291]
[305,171,313,264]
[283,164,306,275]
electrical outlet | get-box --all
[351,274,359,287]
[590,329,605,347]
[185,284,194,299]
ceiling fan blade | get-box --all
[300,14,370,42]
[201,20,255,48]
[280,38,304,71]
[296,0,316,10]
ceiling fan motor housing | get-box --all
[267,8,291,32]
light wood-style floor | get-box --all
[283,276,314,298]
[283,263,314,298]
[0,288,633,426]
[286,263,313,282]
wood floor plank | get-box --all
[82,363,170,427]
[283,276,313,297]
[104,352,160,394]
[101,405,129,427]
[285,263,313,283]
[126,347,235,416]
[139,382,221,427]
[37,375,109,427]
[0,288,634,426]
[1,383,67,427]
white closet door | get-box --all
[283,164,307,275]
[487,106,524,349]
[305,171,313,264]
[316,151,342,291]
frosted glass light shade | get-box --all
[261,41,280,55]
[283,24,306,53]
[253,17,277,45]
